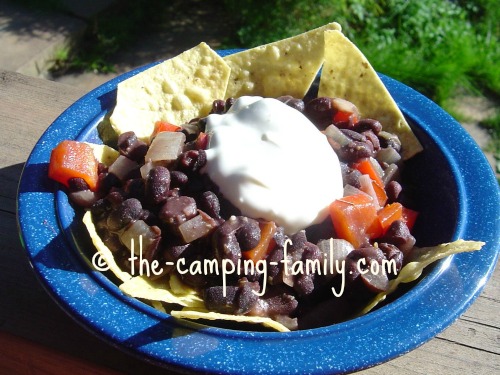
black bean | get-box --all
[382,220,416,255]
[106,188,128,207]
[68,177,89,192]
[225,97,235,111]
[277,95,305,112]
[204,285,239,314]
[211,99,226,114]
[267,246,284,284]
[236,279,260,314]
[294,242,321,296]
[338,140,375,162]
[353,119,383,134]
[262,293,298,316]
[159,196,198,226]
[235,218,261,251]
[345,246,385,283]
[198,191,221,219]
[100,172,121,192]
[290,230,307,254]
[170,170,189,188]
[213,216,261,264]
[117,131,148,162]
[106,198,143,232]
[124,178,145,200]
[341,163,362,188]
[178,149,207,172]
[379,243,403,276]
[304,97,333,130]
[97,163,108,175]
[362,130,381,152]
[386,180,402,203]
[378,131,402,152]
[145,166,171,205]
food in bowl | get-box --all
[47,24,484,331]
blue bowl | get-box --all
[17,50,500,374]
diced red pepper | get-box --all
[195,132,209,150]
[329,194,382,248]
[402,207,419,231]
[353,158,384,187]
[48,140,99,190]
[243,221,277,263]
[152,120,181,138]
[377,202,403,234]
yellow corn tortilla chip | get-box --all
[85,143,119,166]
[359,240,485,314]
[110,42,231,142]
[223,22,342,99]
[171,309,291,332]
[318,30,423,159]
[119,275,204,308]
[82,211,132,283]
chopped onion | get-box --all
[343,184,371,198]
[108,155,139,180]
[140,160,154,180]
[382,163,400,186]
[376,147,401,165]
[368,157,384,180]
[120,220,159,255]
[68,190,99,207]
[177,211,217,243]
[358,174,379,208]
[323,124,351,147]
[317,238,354,279]
[145,131,186,166]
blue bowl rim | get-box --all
[17,50,500,374]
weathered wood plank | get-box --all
[0,70,85,168]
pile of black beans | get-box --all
[68,96,417,330]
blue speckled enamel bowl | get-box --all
[17,50,500,374]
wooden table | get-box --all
[1,69,499,374]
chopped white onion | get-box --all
[108,155,139,180]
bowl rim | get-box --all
[17,50,500,374]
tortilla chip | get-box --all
[223,22,341,99]
[171,309,291,332]
[82,211,132,283]
[85,143,119,166]
[119,275,204,308]
[360,240,485,314]
[318,30,423,159]
[110,42,231,142]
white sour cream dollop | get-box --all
[203,96,343,234]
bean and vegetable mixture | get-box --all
[55,95,419,330]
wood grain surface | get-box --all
[0,70,498,374]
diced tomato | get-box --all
[353,158,383,187]
[402,207,419,231]
[377,202,403,234]
[243,221,277,263]
[329,194,382,248]
[48,140,99,191]
[152,120,181,137]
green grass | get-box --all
[50,0,171,74]
[223,0,500,175]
